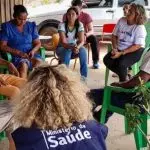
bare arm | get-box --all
[59,32,74,49]
[111,71,150,88]
[77,31,85,49]
[85,22,94,37]
[31,39,41,53]
[122,44,142,55]
[0,41,28,58]
[112,34,118,50]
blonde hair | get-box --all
[13,64,93,130]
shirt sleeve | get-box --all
[31,22,39,41]
[78,22,84,32]
[85,13,93,24]
[134,25,146,47]
[112,18,122,36]
[58,23,65,33]
[0,23,9,41]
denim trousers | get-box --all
[56,46,88,77]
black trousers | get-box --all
[86,35,99,63]
[103,48,144,81]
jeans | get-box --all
[56,46,88,77]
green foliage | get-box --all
[125,78,150,146]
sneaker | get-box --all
[93,62,100,69]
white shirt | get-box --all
[113,18,147,50]
[58,22,84,44]
[140,50,150,74]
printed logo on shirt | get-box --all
[41,123,92,149]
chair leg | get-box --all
[50,57,59,65]
[105,67,109,86]
[134,115,148,150]
[73,58,77,70]
[100,87,111,124]
[124,117,130,134]
[141,115,148,147]
[134,127,143,150]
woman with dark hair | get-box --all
[103,3,147,82]
[56,7,88,80]
[0,5,42,79]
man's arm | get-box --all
[111,71,150,88]
[85,22,94,37]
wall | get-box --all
[0,0,23,23]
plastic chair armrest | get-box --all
[40,47,46,60]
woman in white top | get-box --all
[103,3,147,81]
[56,7,87,80]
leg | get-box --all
[103,52,119,73]
[78,46,88,77]
[56,47,72,66]
[116,48,144,81]
[18,62,28,79]
[86,35,99,66]
[31,58,42,68]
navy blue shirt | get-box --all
[12,120,108,150]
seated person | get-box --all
[63,0,100,69]
[10,64,108,150]
[0,58,26,99]
[56,7,88,80]
[0,5,42,79]
[90,49,150,122]
[103,3,147,82]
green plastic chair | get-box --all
[100,83,150,150]
[1,47,46,62]
[104,21,150,86]
[0,95,6,141]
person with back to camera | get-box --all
[103,3,147,82]
[0,5,42,79]
[63,0,100,69]
[56,7,88,81]
[8,64,108,150]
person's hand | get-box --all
[111,51,122,59]
[0,77,7,87]
[16,51,29,59]
[73,45,79,54]
[111,48,117,56]
[28,50,35,58]
[8,63,19,76]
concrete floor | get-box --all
[0,45,149,150]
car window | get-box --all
[118,0,148,7]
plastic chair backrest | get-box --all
[101,24,116,41]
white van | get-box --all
[29,0,150,36]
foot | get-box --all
[93,62,100,69]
